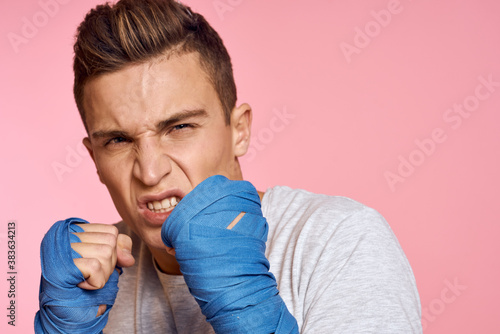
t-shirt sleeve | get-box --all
[298,206,422,333]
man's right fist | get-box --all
[70,223,135,317]
[71,223,135,290]
[35,218,134,333]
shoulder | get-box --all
[261,186,412,275]
[262,186,422,332]
[262,185,394,246]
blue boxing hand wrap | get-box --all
[162,175,299,333]
[34,218,120,334]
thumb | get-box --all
[116,234,135,268]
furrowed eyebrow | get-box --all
[157,109,208,131]
[91,130,129,140]
[90,109,208,140]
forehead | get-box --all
[82,52,220,132]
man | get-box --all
[36,0,422,333]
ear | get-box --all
[230,103,252,157]
[83,137,104,184]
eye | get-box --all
[167,123,195,135]
[173,124,192,131]
[105,137,129,146]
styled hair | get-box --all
[73,0,236,131]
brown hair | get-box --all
[73,0,237,131]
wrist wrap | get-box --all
[162,175,299,333]
[34,218,119,334]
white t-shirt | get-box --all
[105,186,422,333]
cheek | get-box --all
[95,153,131,195]
[198,131,235,174]
[165,129,233,182]
[98,159,134,220]
[197,129,232,161]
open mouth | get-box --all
[146,196,180,213]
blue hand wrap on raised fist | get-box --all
[162,175,299,333]
[34,218,120,334]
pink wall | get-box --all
[1,0,499,332]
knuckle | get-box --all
[95,280,106,290]
[103,233,117,249]
[87,258,102,272]
[99,244,114,258]
[107,225,119,237]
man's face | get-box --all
[82,52,250,250]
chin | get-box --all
[124,220,165,250]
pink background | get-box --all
[1,0,499,332]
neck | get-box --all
[150,247,182,275]
[257,190,265,201]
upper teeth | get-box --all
[147,197,178,212]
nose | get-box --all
[132,136,171,187]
